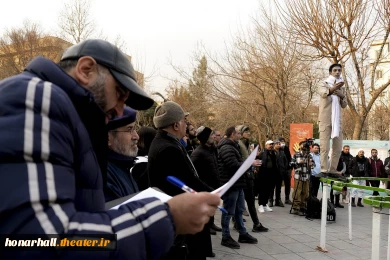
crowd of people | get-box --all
[2,39,390,259]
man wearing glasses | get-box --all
[105,107,140,202]
[318,64,347,175]
[0,39,221,259]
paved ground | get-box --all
[208,189,389,260]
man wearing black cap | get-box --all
[105,107,140,202]
[0,39,221,259]
[148,101,215,259]
[191,126,222,234]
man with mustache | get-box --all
[105,106,141,202]
[0,39,220,259]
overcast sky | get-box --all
[1,0,260,97]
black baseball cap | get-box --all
[61,39,154,110]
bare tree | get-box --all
[275,0,390,139]
[0,20,67,79]
[202,7,321,143]
[57,0,95,43]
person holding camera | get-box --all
[318,64,348,175]
[290,141,315,216]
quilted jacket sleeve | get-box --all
[0,75,174,259]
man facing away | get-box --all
[0,39,220,259]
[318,64,348,175]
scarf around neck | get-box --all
[325,75,344,138]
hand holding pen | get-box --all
[167,176,228,214]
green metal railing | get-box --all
[318,176,390,260]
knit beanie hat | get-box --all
[236,125,249,133]
[196,126,213,144]
[153,101,189,128]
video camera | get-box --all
[301,138,315,153]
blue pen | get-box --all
[167,176,228,214]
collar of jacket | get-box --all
[356,156,366,162]
[157,129,181,142]
[218,137,239,148]
[107,149,136,169]
[25,57,102,111]
[200,143,215,151]
[341,151,352,157]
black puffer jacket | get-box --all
[340,151,354,176]
[191,144,221,189]
[275,149,288,175]
[218,138,247,189]
[258,148,278,174]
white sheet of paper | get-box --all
[110,187,172,210]
[211,146,259,197]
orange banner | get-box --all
[289,123,313,187]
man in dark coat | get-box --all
[191,126,222,234]
[272,139,289,207]
[0,39,221,259]
[236,125,268,232]
[148,101,215,259]
[279,137,292,204]
[340,145,354,202]
[218,126,259,249]
[256,140,278,213]
[104,107,140,202]
[368,149,386,196]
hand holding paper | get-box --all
[212,146,259,197]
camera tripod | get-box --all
[289,151,312,215]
